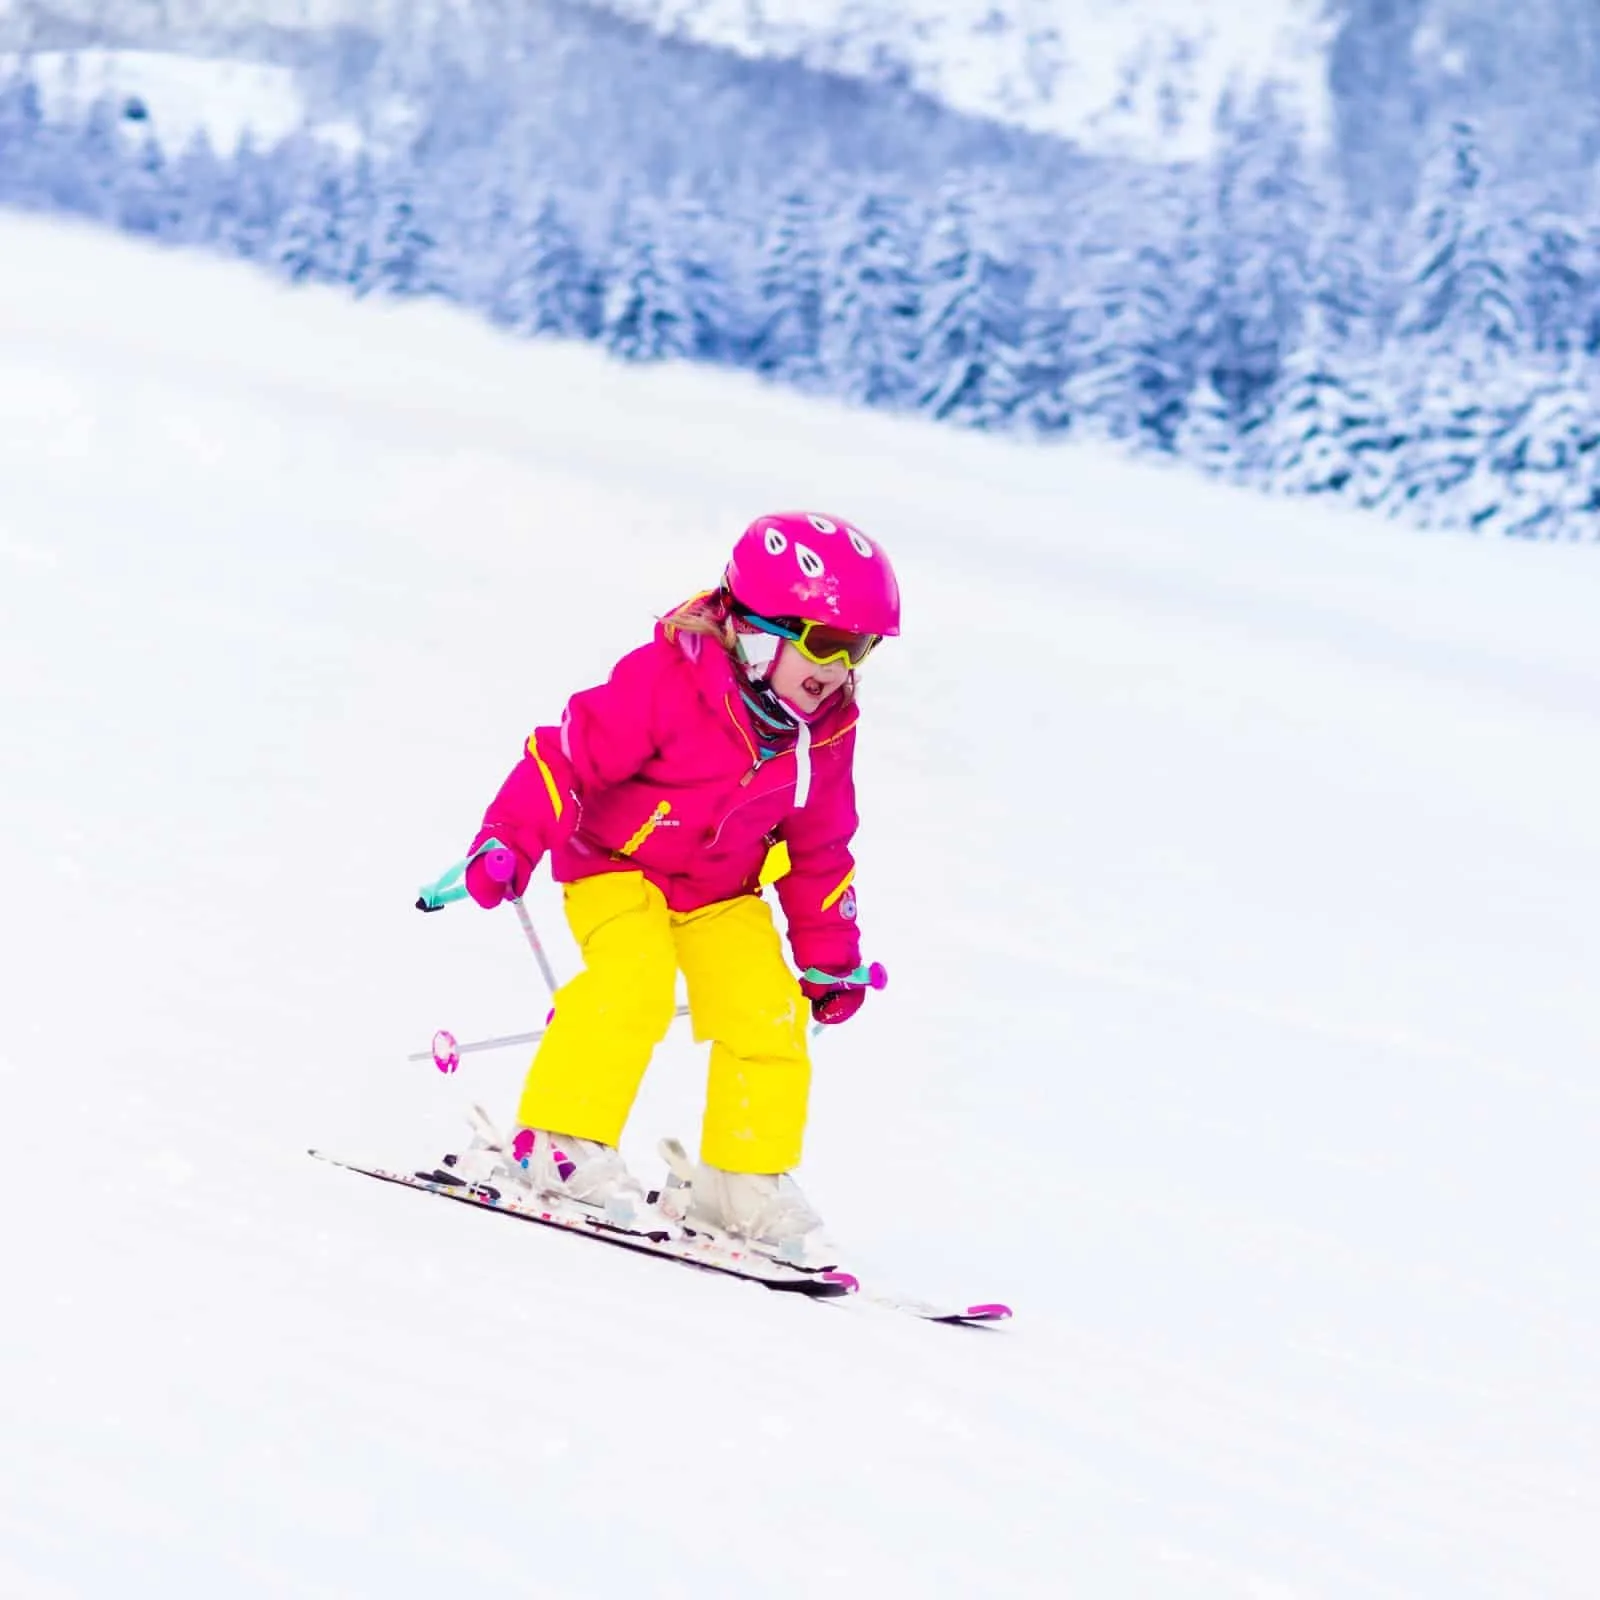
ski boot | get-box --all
[656,1138,836,1270]
[443,1106,652,1232]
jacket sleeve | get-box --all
[477,642,664,864]
[774,719,862,977]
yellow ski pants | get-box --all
[515,872,812,1173]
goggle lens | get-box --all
[731,598,882,668]
[792,623,880,668]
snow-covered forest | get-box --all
[4,0,1600,540]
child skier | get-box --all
[459,511,900,1259]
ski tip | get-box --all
[961,1303,1013,1321]
[822,1270,860,1294]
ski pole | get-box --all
[418,845,685,1073]
[414,838,558,992]
[413,839,562,1072]
[415,959,860,1068]
[416,1007,695,1070]
[412,845,874,1064]
[482,847,562,996]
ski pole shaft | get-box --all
[484,847,561,996]
[509,896,561,996]
[411,1005,691,1065]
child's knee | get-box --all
[697,982,808,1060]
[563,958,677,1043]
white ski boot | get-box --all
[508,1126,650,1230]
[456,1105,649,1230]
[657,1138,833,1268]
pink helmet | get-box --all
[723,512,901,636]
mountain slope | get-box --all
[594,0,1334,158]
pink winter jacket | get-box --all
[475,608,863,976]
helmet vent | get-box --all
[763,527,789,555]
[795,543,826,578]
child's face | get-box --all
[769,641,850,717]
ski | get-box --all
[853,1291,1012,1325]
[309,1148,858,1297]
[650,1137,1011,1326]
[311,1149,1012,1325]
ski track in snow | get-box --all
[1,212,1598,1598]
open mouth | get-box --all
[800,676,829,700]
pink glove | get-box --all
[463,827,534,908]
[798,962,885,1025]
[801,980,867,1026]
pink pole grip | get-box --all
[485,847,518,885]
[865,962,889,991]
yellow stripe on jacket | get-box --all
[819,868,855,912]
[525,732,565,822]
[620,800,672,856]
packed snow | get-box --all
[2,211,1598,1597]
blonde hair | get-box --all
[662,589,736,652]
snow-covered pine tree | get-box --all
[912,177,1029,427]
[1374,120,1530,531]
[1007,174,1152,442]
[1003,304,1079,436]
[1017,274,1140,443]
[113,127,183,239]
[1113,167,1212,449]
[1051,238,1202,451]
[753,187,829,388]
[1256,305,1388,503]
[1508,210,1596,361]
[211,134,289,265]
[1377,341,1515,533]
[818,189,922,409]
[163,128,229,250]
[1393,118,1521,367]
[1197,88,1322,434]
[661,182,734,363]
[0,68,45,207]
[359,171,440,298]
[325,151,380,287]
[1174,369,1248,482]
[492,194,598,340]
[995,188,1109,435]
[54,93,129,223]
[602,192,697,363]
[270,139,353,286]
[433,171,514,315]
[1488,359,1600,539]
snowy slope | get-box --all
[6,0,1333,160]
[591,0,1334,159]
[2,211,1599,1598]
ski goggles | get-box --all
[732,601,882,668]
